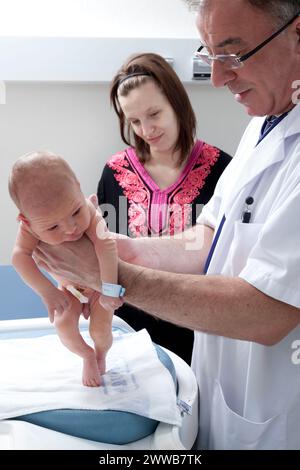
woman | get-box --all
[98,52,231,363]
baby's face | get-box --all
[26,185,91,245]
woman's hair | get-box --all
[110,52,196,165]
[183,0,300,26]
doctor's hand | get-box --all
[34,235,101,291]
[33,235,148,293]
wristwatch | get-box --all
[101,282,126,298]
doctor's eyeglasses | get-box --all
[195,11,300,70]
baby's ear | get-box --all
[17,213,30,225]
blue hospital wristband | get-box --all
[101,282,126,297]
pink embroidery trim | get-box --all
[107,143,220,237]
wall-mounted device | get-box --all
[192,57,211,81]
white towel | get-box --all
[0,329,181,426]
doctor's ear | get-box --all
[295,18,300,45]
[17,213,30,225]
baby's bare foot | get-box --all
[82,355,101,387]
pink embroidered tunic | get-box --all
[98,140,231,238]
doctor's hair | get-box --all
[182,0,300,25]
[8,151,78,213]
[110,52,196,166]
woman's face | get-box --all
[118,80,179,156]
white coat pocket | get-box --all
[226,222,263,276]
[209,380,286,449]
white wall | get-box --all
[0,82,250,264]
[0,0,198,38]
[0,37,204,82]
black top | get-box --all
[97,142,231,363]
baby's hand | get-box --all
[99,294,123,312]
[41,287,71,323]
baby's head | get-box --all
[9,151,91,245]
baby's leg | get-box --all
[54,290,100,387]
[89,292,113,376]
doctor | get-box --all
[118,0,300,449]
[34,0,300,449]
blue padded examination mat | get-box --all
[13,345,175,444]
[0,265,178,444]
[6,328,176,444]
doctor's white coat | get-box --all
[194,104,300,450]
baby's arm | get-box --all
[85,200,124,311]
[12,225,70,322]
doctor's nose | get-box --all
[210,61,237,88]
